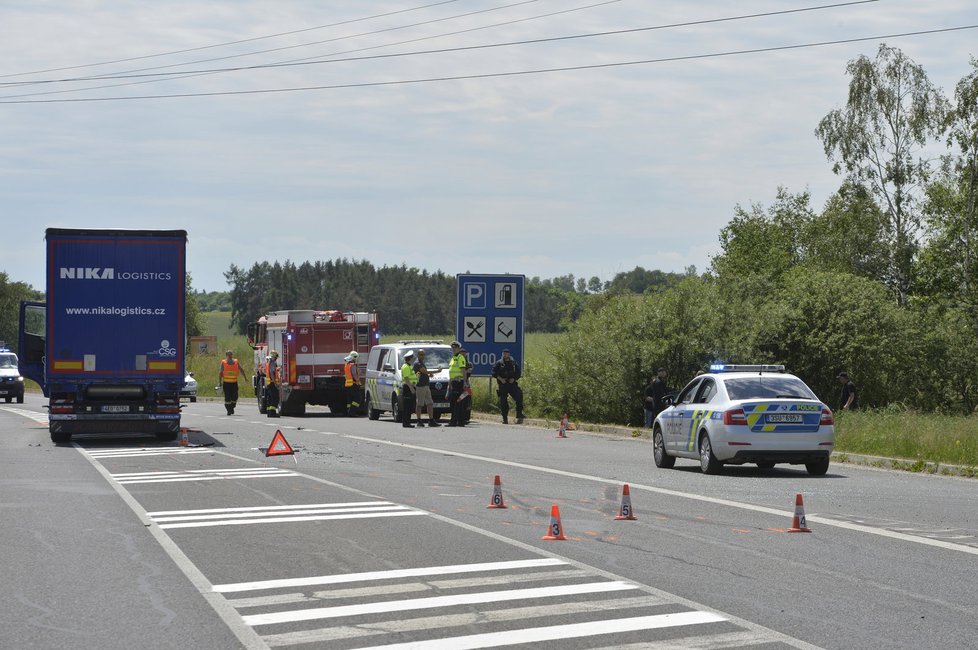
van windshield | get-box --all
[0,353,17,369]
[416,348,453,369]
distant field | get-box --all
[203,311,234,337]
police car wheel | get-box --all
[17,395,24,404]
[391,395,401,423]
[652,427,675,469]
[699,433,723,474]
[806,458,830,476]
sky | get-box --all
[1,0,976,293]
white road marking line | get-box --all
[213,558,566,593]
[258,596,671,647]
[148,501,391,517]
[0,407,48,424]
[158,510,426,529]
[343,434,978,557]
[152,505,412,523]
[593,629,781,649]
[353,611,728,650]
[242,581,638,626]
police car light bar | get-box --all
[709,364,785,373]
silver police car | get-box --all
[653,365,835,475]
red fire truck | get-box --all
[247,310,379,416]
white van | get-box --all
[365,341,463,422]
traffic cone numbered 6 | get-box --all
[614,484,637,520]
[542,504,567,540]
[487,475,507,509]
[787,493,812,533]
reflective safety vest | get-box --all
[220,358,240,383]
[265,359,278,385]
[449,353,467,380]
[401,362,417,387]
[344,361,358,387]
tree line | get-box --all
[525,46,978,423]
[222,259,686,336]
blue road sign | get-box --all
[456,274,525,377]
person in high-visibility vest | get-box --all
[218,349,242,415]
[400,350,417,428]
[343,350,362,416]
[265,350,280,418]
[447,341,468,427]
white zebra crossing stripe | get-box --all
[257,596,671,647]
[111,467,298,484]
[213,558,566,593]
[242,581,639,626]
[148,501,426,529]
[352,612,728,650]
[86,448,214,458]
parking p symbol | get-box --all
[465,283,486,309]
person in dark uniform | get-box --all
[837,372,859,411]
[491,348,524,424]
[651,367,669,418]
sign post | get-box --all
[456,274,525,377]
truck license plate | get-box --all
[766,413,803,423]
[102,405,129,413]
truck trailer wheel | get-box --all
[49,425,72,444]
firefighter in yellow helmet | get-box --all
[265,350,280,418]
[343,351,362,416]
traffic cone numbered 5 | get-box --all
[542,504,567,540]
[614,484,637,520]
[787,493,812,533]
[487,475,507,509]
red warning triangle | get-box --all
[265,430,294,457]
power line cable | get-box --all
[2,0,546,85]
[0,0,876,99]
[2,24,971,105]
[0,0,464,79]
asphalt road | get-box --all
[2,394,976,649]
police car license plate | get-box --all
[0,390,8,395]
[767,413,803,423]
[102,405,129,413]
[434,402,449,409]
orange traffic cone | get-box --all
[614,484,637,520]
[487,475,507,509]
[542,504,567,540]
[787,493,812,533]
[178,428,190,446]
[557,413,569,438]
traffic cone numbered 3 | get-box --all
[614,484,637,520]
[542,504,567,540]
[487,475,507,509]
[787,493,812,533]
